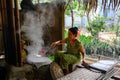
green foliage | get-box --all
[87,15,106,37]
[64,29,68,38]
[78,35,92,47]
[71,1,78,9]
[78,35,109,55]
[65,6,71,15]
[65,1,84,16]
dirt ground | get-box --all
[98,32,119,42]
[80,28,120,43]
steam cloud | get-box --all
[21,2,57,56]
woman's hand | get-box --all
[51,42,57,48]
[51,40,61,47]
[81,60,89,67]
[51,40,65,48]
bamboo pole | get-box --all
[0,0,9,61]
[14,0,21,66]
[4,0,18,66]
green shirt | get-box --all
[54,38,82,69]
[66,38,82,59]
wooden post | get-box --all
[58,2,65,50]
[5,0,18,66]
[0,0,20,66]
[14,0,21,66]
[0,0,9,63]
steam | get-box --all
[21,2,57,56]
[21,12,43,55]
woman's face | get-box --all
[68,30,76,40]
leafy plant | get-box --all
[87,15,106,37]
[78,35,92,47]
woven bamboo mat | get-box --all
[57,68,102,80]
[57,60,119,80]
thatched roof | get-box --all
[83,0,119,12]
[65,0,120,14]
[21,0,120,14]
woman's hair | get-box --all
[69,27,78,35]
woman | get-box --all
[51,27,86,75]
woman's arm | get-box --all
[79,45,86,62]
[51,39,66,47]
[79,45,89,66]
